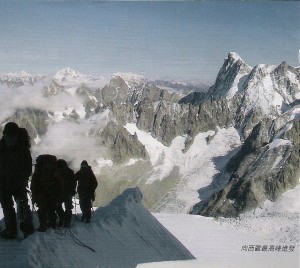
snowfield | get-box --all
[125,123,241,213]
[0,186,299,268]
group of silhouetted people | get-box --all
[0,122,98,239]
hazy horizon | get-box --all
[0,1,299,82]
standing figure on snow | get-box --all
[75,160,98,223]
[56,159,76,228]
[31,154,63,232]
[0,122,34,239]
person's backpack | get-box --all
[57,162,76,196]
[31,154,63,199]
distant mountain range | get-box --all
[0,52,299,217]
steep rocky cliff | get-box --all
[192,109,300,217]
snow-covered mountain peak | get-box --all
[3,70,32,77]
[204,52,300,118]
[273,61,300,78]
[276,61,296,72]
[113,72,149,89]
[228,52,245,63]
[207,52,252,100]
[224,52,251,73]
[52,68,111,88]
[241,60,300,115]
[113,72,146,83]
[0,71,45,87]
[53,67,81,81]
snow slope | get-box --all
[146,213,299,268]
[0,186,299,268]
[138,185,300,268]
[0,188,194,268]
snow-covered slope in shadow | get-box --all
[0,187,194,268]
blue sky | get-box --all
[0,1,299,82]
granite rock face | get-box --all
[2,108,50,143]
[101,121,148,163]
[192,109,300,217]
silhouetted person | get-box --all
[75,160,98,223]
[56,159,76,228]
[0,122,34,239]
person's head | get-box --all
[81,160,89,168]
[57,159,68,168]
[3,122,19,146]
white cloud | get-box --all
[32,119,105,170]
[0,80,109,172]
[0,80,84,122]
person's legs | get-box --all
[37,201,48,232]
[79,197,86,221]
[48,199,57,229]
[64,196,73,227]
[0,190,17,239]
[56,203,64,227]
[80,196,91,223]
[16,190,34,237]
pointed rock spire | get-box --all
[207,52,252,100]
